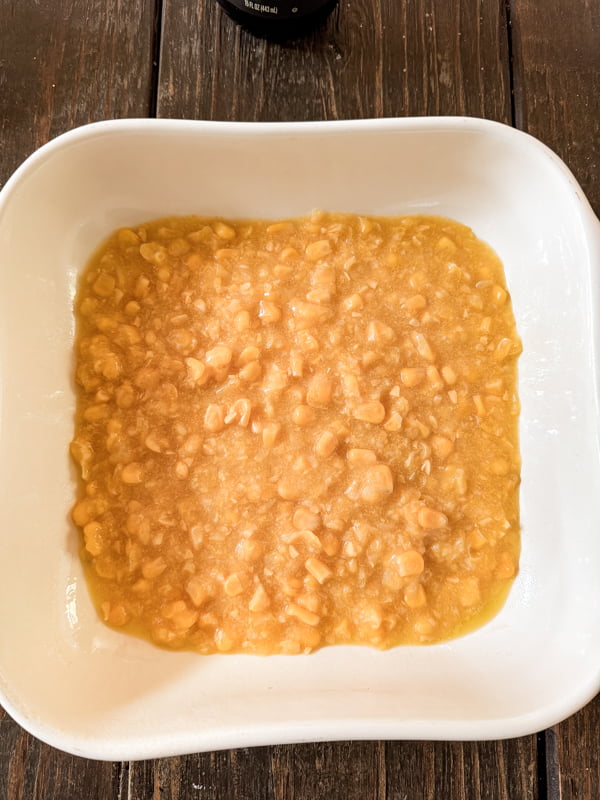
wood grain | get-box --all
[127,742,384,799]
[269,742,386,800]
[510,0,600,214]
[0,708,121,800]
[124,738,539,800]
[0,0,157,188]
[127,748,275,800]
[385,739,537,800]
[157,0,511,122]
[545,701,600,800]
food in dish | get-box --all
[71,211,521,654]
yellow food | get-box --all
[71,211,521,654]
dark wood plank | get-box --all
[127,743,383,800]
[510,0,600,214]
[0,707,122,800]
[269,742,385,800]
[385,739,538,800]
[126,738,540,800]
[127,747,275,800]
[157,0,511,123]
[0,0,158,188]
[545,698,600,800]
[127,742,384,800]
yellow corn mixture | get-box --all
[71,211,521,654]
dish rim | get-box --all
[0,115,599,758]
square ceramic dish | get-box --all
[0,118,599,760]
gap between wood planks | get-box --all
[150,0,166,117]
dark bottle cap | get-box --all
[216,0,339,39]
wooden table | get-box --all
[0,1,598,797]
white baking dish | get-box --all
[0,117,598,759]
